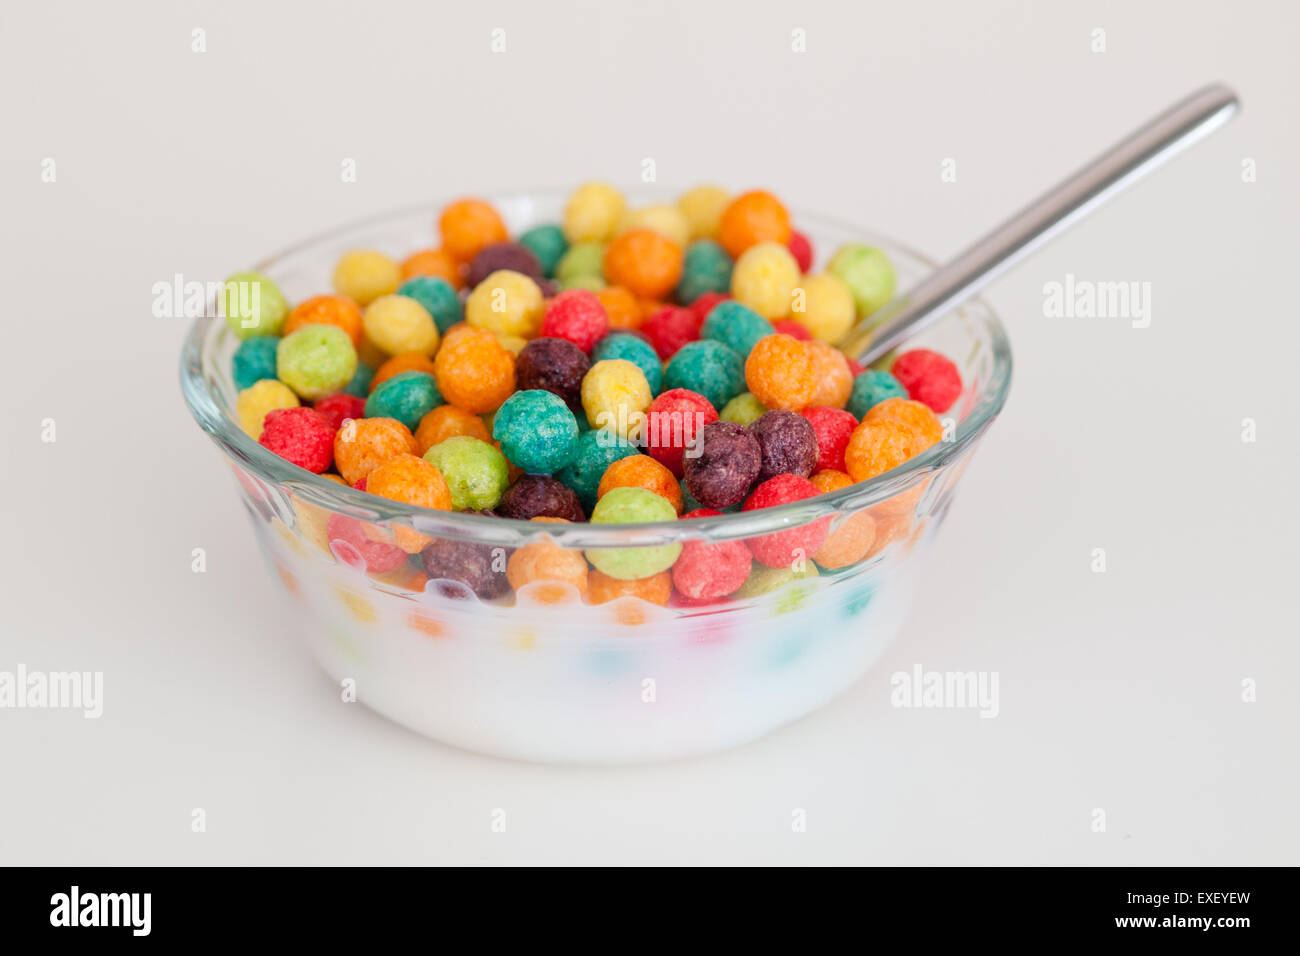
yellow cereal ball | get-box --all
[465,269,546,338]
[677,185,730,240]
[563,182,626,244]
[363,294,440,357]
[332,250,400,306]
[581,359,652,437]
[789,273,856,344]
[235,379,299,440]
[730,241,802,320]
[495,332,529,355]
[617,204,691,247]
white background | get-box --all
[1,0,1296,865]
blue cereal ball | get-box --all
[397,276,462,335]
[592,332,663,394]
[847,369,907,419]
[230,336,280,391]
[701,300,774,358]
[493,389,580,474]
[675,239,733,305]
[663,339,745,411]
[518,224,569,278]
[364,370,443,431]
[342,362,375,397]
[556,429,638,511]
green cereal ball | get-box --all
[847,369,907,418]
[559,273,607,292]
[556,242,606,284]
[397,276,462,335]
[276,324,357,400]
[556,429,639,511]
[827,244,897,317]
[423,436,510,511]
[493,389,580,474]
[231,336,281,391]
[720,392,767,426]
[364,370,443,431]
[342,362,375,398]
[591,332,663,394]
[662,339,745,410]
[223,271,290,339]
[734,561,820,599]
[701,300,775,358]
[519,224,569,278]
[587,487,682,579]
[675,239,733,305]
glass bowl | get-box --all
[180,191,1012,765]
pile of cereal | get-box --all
[225,184,963,605]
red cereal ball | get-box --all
[259,406,336,473]
[891,348,963,413]
[325,513,407,573]
[772,318,812,340]
[689,291,730,325]
[741,473,830,567]
[671,508,752,599]
[642,305,703,361]
[313,393,367,430]
[644,388,718,477]
[800,405,859,472]
[540,289,610,353]
[846,357,865,377]
[787,229,814,273]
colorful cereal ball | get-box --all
[663,339,745,411]
[806,341,853,409]
[642,305,703,361]
[439,198,508,262]
[742,474,830,567]
[259,406,335,473]
[333,416,417,486]
[720,392,767,426]
[365,370,443,431]
[731,241,801,320]
[423,436,509,511]
[222,271,290,339]
[540,289,609,353]
[864,397,944,446]
[371,352,438,393]
[333,251,401,306]
[235,379,298,439]
[734,561,819,599]
[891,348,963,413]
[644,388,717,477]
[507,518,589,594]
[603,229,683,300]
[814,508,877,570]
[617,204,691,247]
[844,413,939,484]
[326,513,407,573]
[588,569,672,606]
[555,242,606,286]
[717,190,791,259]
[595,286,642,330]
[581,359,653,436]
[313,392,366,430]
[750,410,818,482]
[493,389,579,474]
[342,363,375,397]
[400,247,464,288]
[675,239,734,305]
[810,468,853,495]
[396,276,462,336]
[466,242,544,288]
[420,536,508,598]
[276,325,358,401]
[284,294,364,346]
[683,420,762,509]
[433,325,516,413]
[598,454,683,513]
[701,300,775,359]
[671,509,752,599]
[367,452,453,512]
[518,224,569,278]
[827,243,896,317]
[414,404,490,455]
[772,319,812,340]
[744,334,817,410]
[563,182,626,244]
[677,185,731,240]
[515,337,590,411]
[231,336,280,391]
[847,369,907,418]
[497,474,585,522]
[591,332,662,393]
[787,230,814,273]
[555,429,638,512]
[789,273,855,344]
[364,294,440,357]
[800,406,858,472]
[587,487,682,579]
[465,269,546,339]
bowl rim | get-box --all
[180,192,1013,548]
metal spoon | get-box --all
[842,84,1240,365]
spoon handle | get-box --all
[844,83,1240,365]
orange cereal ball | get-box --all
[814,509,877,569]
[333,416,417,486]
[617,204,691,247]
[333,250,401,306]
[284,294,364,346]
[464,269,546,339]
[438,198,508,262]
[506,518,590,594]
[367,452,452,511]
[677,184,731,240]
[597,454,683,513]
[433,325,516,413]
[790,273,856,343]
[370,352,439,393]
[810,468,853,495]
[603,229,683,300]
[363,294,440,357]
[806,341,853,409]
[844,416,937,483]
[864,397,944,445]
[731,241,802,320]
[587,569,672,606]
[563,182,626,243]
[744,334,818,411]
[717,190,791,258]
[596,286,643,330]
[400,247,464,288]
[414,404,490,455]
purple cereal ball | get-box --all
[749,410,818,482]
[683,420,762,509]
[515,337,590,411]
[420,536,508,598]
[497,474,586,522]
[538,278,560,297]
[466,242,544,288]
